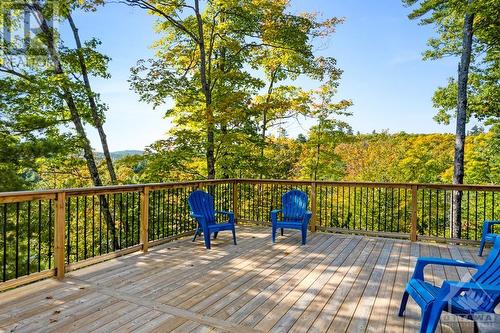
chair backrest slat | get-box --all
[188,190,216,224]
[282,190,308,220]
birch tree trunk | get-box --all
[32,3,119,249]
[67,14,118,185]
[451,5,475,239]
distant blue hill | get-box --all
[95,150,144,160]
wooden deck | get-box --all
[0,227,485,333]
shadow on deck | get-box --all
[0,227,485,333]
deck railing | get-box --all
[0,179,498,291]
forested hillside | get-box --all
[2,125,496,192]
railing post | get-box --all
[410,185,418,242]
[54,191,66,280]
[232,180,238,223]
[140,186,149,252]
[310,182,317,232]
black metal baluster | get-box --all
[483,191,487,222]
[428,190,432,236]
[421,190,424,237]
[492,192,495,220]
[466,191,470,240]
[92,196,95,257]
[397,189,401,233]
[353,187,357,229]
[340,186,344,228]
[390,189,394,232]
[48,201,52,269]
[360,187,363,230]
[106,194,110,253]
[161,190,166,238]
[404,189,407,233]
[475,191,478,240]
[84,196,87,260]
[347,187,351,229]
[15,202,19,278]
[167,189,171,236]
[384,188,387,232]
[27,201,31,275]
[137,192,141,243]
[185,188,189,232]
[365,187,369,230]
[38,200,42,272]
[452,191,456,237]
[377,188,381,231]
[443,190,447,238]
[119,193,123,248]
[371,187,375,231]
[3,204,7,281]
[125,193,129,248]
[99,197,103,255]
[131,193,135,244]
[66,197,71,263]
[76,197,80,262]
[175,188,181,234]
[156,191,160,239]
[435,190,439,237]
[336,186,339,227]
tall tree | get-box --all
[67,12,118,184]
[403,0,500,238]
[127,0,345,179]
[0,0,119,248]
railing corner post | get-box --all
[54,191,66,280]
[140,186,150,252]
[310,182,317,232]
[410,185,418,242]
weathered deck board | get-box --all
[0,227,484,333]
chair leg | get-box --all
[424,303,444,333]
[213,232,218,240]
[301,226,307,245]
[232,227,237,245]
[281,228,284,236]
[399,291,409,316]
[192,228,199,242]
[478,237,486,256]
[203,231,211,249]
[272,226,276,243]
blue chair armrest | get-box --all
[190,213,205,220]
[270,209,281,223]
[438,281,500,301]
[216,210,235,223]
[483,220,500,233]
[412,257,479,280]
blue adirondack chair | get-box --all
[270,190,312,245]
[399,236,500,333]
[188,190,236,249]
[478,220,499,256]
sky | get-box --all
[67,0,463,152]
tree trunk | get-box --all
[67,14,118,185]
[451,6,475,239]
[314,123,323,181]
[259,68,278,179]
[194,0,215,179]
[32,3,119,249]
